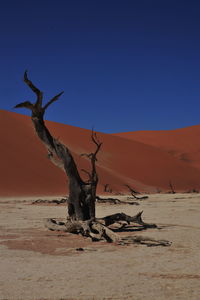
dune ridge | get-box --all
[1,109,200,197]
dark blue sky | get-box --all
[1,0,200,133]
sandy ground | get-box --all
[0,194,200,300]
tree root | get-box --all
[44,211,171,246]
[45,218,120,242]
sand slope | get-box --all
[114,125,200,170]
[1,109,200,196]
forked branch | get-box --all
[15,71,83,184]
[81,129,102,185]
[15,71,64,118]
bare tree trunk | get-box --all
[169,180,176,194]
[15,71,101,221]
[14,71,171,247]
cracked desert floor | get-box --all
[0,193,200,300]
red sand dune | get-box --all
[1,109,200,197]
[114,126,200,170]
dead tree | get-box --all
[14,71,170,246]
[103,183,110,192]
[125,184,140,195]
[169,180,176,194]
[125,184,148,200]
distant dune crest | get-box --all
[1,109,200,196]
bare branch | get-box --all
[125,184,140,195]
[89,131,102,185]
[20,71,63,113]
[24,70,43,107]
[80,153,92,158]
[14,101,34,110]
[101,211,157,228]
[91,130,102,157]
[79,131,102,186]
[43,91,64,111]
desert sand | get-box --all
[1,110,200,196]
[114,125,200,170]
[1,109,200,299]
[0,193,200,300]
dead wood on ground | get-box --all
[15,71,170,247]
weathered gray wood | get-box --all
[15,71,100,221]
[15,71,170,247]
[45,216,170,246]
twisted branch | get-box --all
[15,71,83,184]
[81,129,102,185]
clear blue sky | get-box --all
[1,0,200,133]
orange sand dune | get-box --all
[1,109,200,197]
[114,125,200,170]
